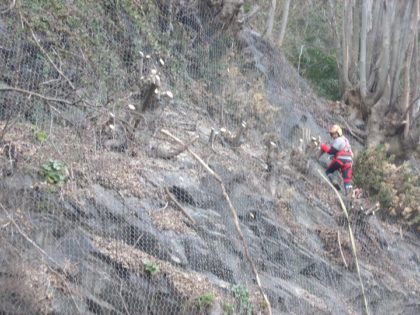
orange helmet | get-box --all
[328,124,342,136]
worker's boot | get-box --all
[328,174,341,191]
[344,184,353,197]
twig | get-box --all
[20,14,75,90]
[318,170,370,315]
[0,0,16,14]
[209,128,217,150]
[1,221,10,229]
[161,128,272,315]
[165,186,196,224]
[337,231,348,269]
[119,281,131,315]
[0,86,74,104]
[132,233,144,249]
[0,203,82,314]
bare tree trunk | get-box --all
[402,40,414,139]
[341,0,353,90]
[339,0,419,155]
[327,0,343,94]
[369,1,391,106]
[359,0,368,100]
[389,1,414,108]
[350,1,361,84]
[403,0,419,138]
[266,0,277,41]
[278,0,291,47]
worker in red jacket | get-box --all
[320,124,353,196]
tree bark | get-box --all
[277,0,291,47]
[341,0,353,90]
[266,0,277,41]
[359,0,368,101]
[339,0,420,155]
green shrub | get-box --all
[378,185,393,209]
[353,147,419,231]
[40,159,69,185]
[353,146,388,196]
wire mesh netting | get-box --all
[1,1,419,315]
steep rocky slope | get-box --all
[0,1,419,314]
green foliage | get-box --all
[40,159,69,185]
[143,260,159,276]
[243,2,252,14]
[283,3,340,100]
[194,292,215,310]
[294,47,339,99]
[354,147,420,230]
[36,131,48,143]
[31,125,48,143]
[378,185,393,209]
[232,285,253,315]
[353,146,388,196]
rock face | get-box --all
[1,155,419,315]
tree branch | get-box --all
[337,116,367,143]
[164,186,196,224]
[20,14,75,90]
[337,231,348,269]
[0,85,74,105]
[161,128,272,315]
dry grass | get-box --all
[150,207,196,235]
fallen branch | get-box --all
[337,231,348,269]
[0,85,74,105]
[21,14,75,90]
[153,135,199,159]
[318,170,370,315]
[161,128,272,315]
[164,186,196,224]
[365,202,380,216]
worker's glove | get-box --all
[320,143,330,153]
